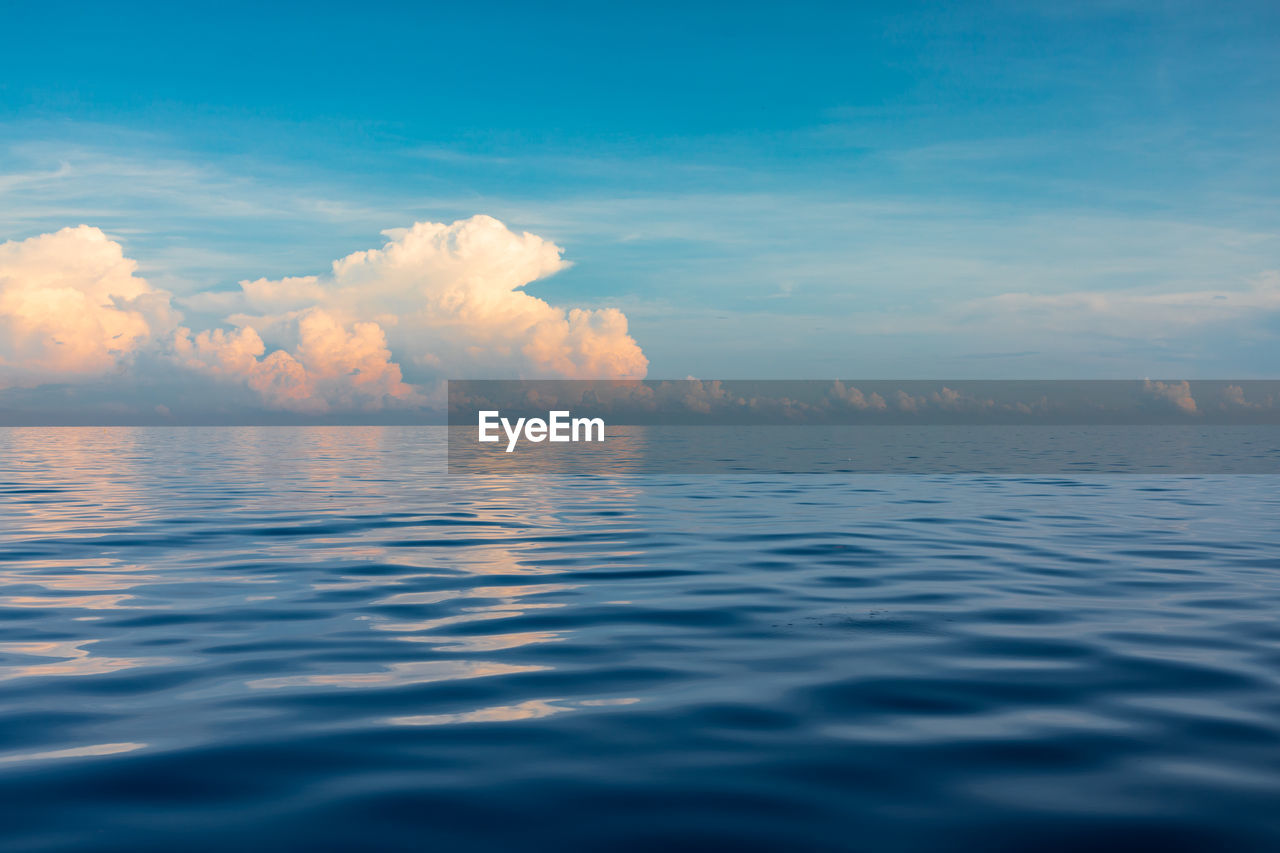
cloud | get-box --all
[0,225,178,388]
[171,309,423,413]
[965,273,1280,338]
[0,216,647,417]
[1142,379,1197,414]
[827,381,887,411]
[220,215,648,382]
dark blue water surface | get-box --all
[1,428,1278,851]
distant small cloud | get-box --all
[1142,379,1197,414]
[769,280,799,299]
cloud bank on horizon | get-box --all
[0,216,648,419]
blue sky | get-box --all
[2,0,1279,393]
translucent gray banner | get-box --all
[448,380,1280,474]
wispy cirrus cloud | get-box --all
[956,271,1280,338]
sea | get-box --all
[1,427,1278,851]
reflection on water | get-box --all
[372,582,577,606]
[0,593,136,610]
[247,660,550,690]
[0,640,170,682]
[1,427,1279,850]
[0,742,148,766]
[389,696,640,727]
[395,630,567,652]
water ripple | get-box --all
[0,427,1278,850]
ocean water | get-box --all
[1,427,1278,851]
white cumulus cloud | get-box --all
[0,216,647,416]
[218,215,648,382]
[0,226,177,388]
